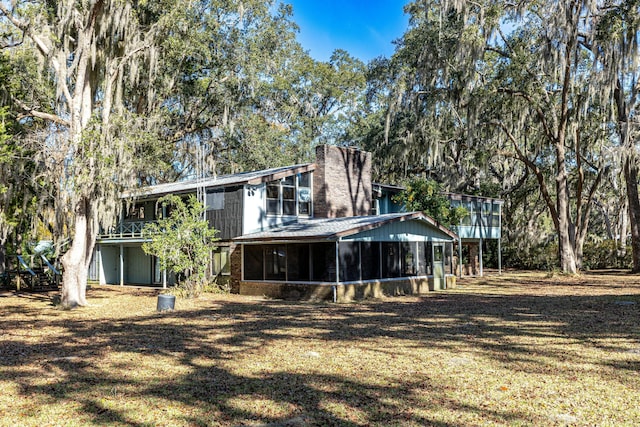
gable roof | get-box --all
[233,212,458,242]
[123,163,314,199]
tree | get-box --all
[142,195,219,297]
[370,0,615,273]
[393,178,467,227]
[593,0,640,272]
[0,0,200,307]
[0,46,45,275]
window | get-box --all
[287,244,310,281]
[382,242,400,278]
[434,245,444,262]
[298,172,312,215]
[212,247,230,276]
[266,183,280,215]
[206,191,225,211]
[244,246,264,281]
[265,172,312,217]
[423,242,433,275]
[282,176,296,215]
[491,202,501,228]
[460,201,472,226]
[401,242,417,276]
[265,245,287,280]
[339,242,360,282]
[361,242,381,280]
[482,202,492,226]
[445,243,453,274]
[310,242,336,282]
[126,203,145,220]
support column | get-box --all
[119,244,124,286]
[334,241,340,303]
[458,238,463,277]
[498,238,502,275]
[479,238,483,277]
[97,244,103,285]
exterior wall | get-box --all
[243,184,265,234]
[242,183,301,235]
[313,145,372,218]
[240,275,456,302]
[449,196,502,240]
[374,189,405,215]
[207,186,243,239]
[341,219,454,242]
[99,245,120,285]
[229,243,242,293]
[124,246,152,285]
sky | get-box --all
[286,1,410,63]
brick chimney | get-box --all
[313,145,372,218]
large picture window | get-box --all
[266,172,312,217]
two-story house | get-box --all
[91,145,459,301]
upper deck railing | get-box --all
[98,221,152,240]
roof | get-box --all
[444,192,504,204]
[372,182,405,192]
[373,183,503,204]
[123,163,314,199]
[233,212,458,242]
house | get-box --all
[90,145,460,301]
[372,184,504,277]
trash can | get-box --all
[157,294,176,311]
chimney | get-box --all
[313,145,372,218]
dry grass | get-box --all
[1,271,639,426]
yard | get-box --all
[0,271,639,426]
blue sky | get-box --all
[286,1,410,63]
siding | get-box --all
[341,219,454,242]
[207,186,243,240]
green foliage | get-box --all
[393,178,466,227]
[142,195,219,298]
[582,240,632,270]
[503,242,559,271]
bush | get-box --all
[582,240,632,270]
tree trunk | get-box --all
[624,157,640,273]
[60,198,91,308]
[0,242,5,275]
[555,144,578,274]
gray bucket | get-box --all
[157,294,176,311]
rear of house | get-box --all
[91,145,459,301]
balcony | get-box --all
[98,221,153,241]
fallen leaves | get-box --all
[0,271,639,426]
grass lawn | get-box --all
[1,271,639,426]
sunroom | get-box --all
[233,212,458,302]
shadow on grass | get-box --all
[0,280,639,426]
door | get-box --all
[433,244,445,290]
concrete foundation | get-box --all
[240,275,456,302]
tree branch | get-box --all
[14,97,70,127]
